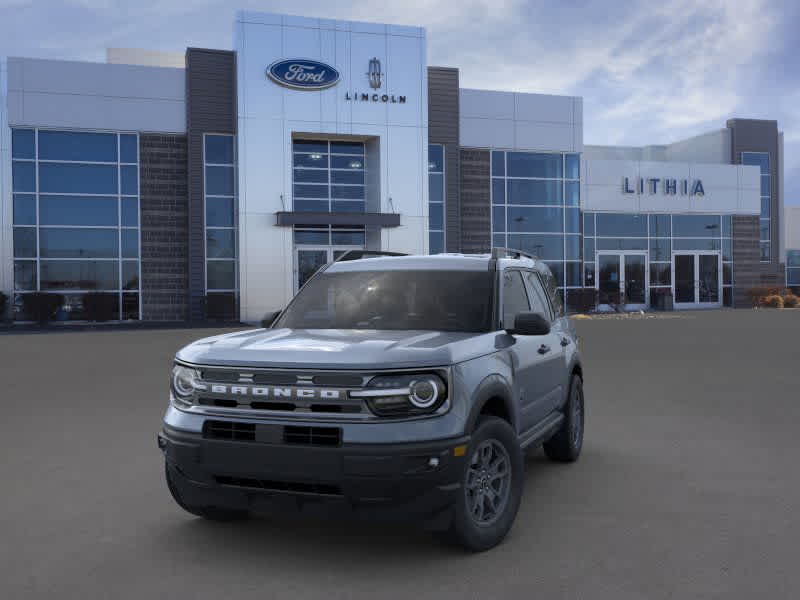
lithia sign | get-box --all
[267,57,407,103]
[623,177,705,196]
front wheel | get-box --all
[446,416,523,552]
[543,374,584,462]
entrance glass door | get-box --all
[672,252,721,308]
[596,252,648,310]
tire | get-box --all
[446,416,523,552]
[543,374,584,463]
[165,463,249,522]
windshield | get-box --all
[275,269,494,332]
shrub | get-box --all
[0,292,7,321]
[782,294,799,308]
[22,293,65,324]
[762,295,784,309]
[83,292,118,322]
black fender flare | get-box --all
[464,373,516,434]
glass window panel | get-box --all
[331,200,365,213]
[294,200,329,212]
[584,262,595,287]
[12,129,35,159]
[13,227,37,258]
[720,238,731,262]
[787,251,800,268]
[12,161,36,192]
[760,175,770,196]
[294,183,329,199]
[122,229,139,258]
[330,155,362,170]
[122,293,140,320]
[650,263,671,286]
[40,228,118,258]
[207,229,236,258]
[120,134,138,163]
[741,152,769,174]
[205,166,235,195]
[787,268,800,285]
[595,213,647,237]
[723,263,732,285]
[673,238,721,251]
[759,219,770,241]
[565,181,579,206]
[761,197,770,218]
[507,152,562,178]
[492,206,505,233]
[723,287,732,307]
[207,260,236,290]
[649,238,671,261]
[120,165,138,195]
[428,173,444,203]
[293,168,328,183]
[330,141,364,155]
[760,242,770,261]
[429,231,444,255]
[38,130,117,162]
[293,140,328,154]
[596,238,647,251]
[14,261,37,291]
[40,260,119,290]
[331,230,366,245]
[565,208,580,233]
[583,238,594,262]
[493,233,506,249]
[507,179,562,205]
[506,234,564,260]
[428,144,444,172]
[544,261,564,288]
[332,170,365,185]
[294,153,329,168]
[565,262,582,287]
[294,229,330,245]
[649,214,671,237]
[502,270,531,327]
[206,197,234,227]
[507,206,563,233]
[565,154,580,180]
[583,213,595,237]
[721,215,732,237]
[39,195,118,226]
[122,261,139,290]
[13,194,36,225]
[492,179,505,205]
[429,202,444,231]
[331,185,364,200]
[121,198,138,227]
[565,235,581,260]
[39,163,118,194]
[491,151,505,177]
[205,135,234,164]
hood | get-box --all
[175,328,497,370]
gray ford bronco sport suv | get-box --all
[160,249,585,551]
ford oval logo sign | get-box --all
[267,59,340,90]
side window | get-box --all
[502,270,530,328]
[540,268,564,317]
[523,271,552,321]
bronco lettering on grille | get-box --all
[195,383,342,400]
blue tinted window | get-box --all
[122,293,139,320]
[331,155,363,169]
[12,129,35,159]
[12,161,36,192]
[565,154,580,179]
[493,234,506,249]
[122,229,139,258]
[14,227,37,258]
[566,262,582,287]
[40,195,118,226]
[294,169,329,184]
[331,185,364,200]
[206,197,234,227]
[649,214,671,237]
[205,135,234,164]
[761,197,770,218]
[40,260,119,290]
[121,165,138,195]
[583,238,594,262]
[294,230,329,245]
[673,214,721,237]
[429,173,444,203]
[207,260,236,290]
[649,239,671,261]
[545,261,563,287]
[565,181,579,206]
[583,213,594,236]
[120,135,138,163]
[492,207,505,233]
[121,198,139,227]
[596,238,647,251]
[294,184,328,199]
[595,213,647,237]
[332,170,364,185]
[294,153,329,168]
[492,179,505,205]
[39,163,118,194]
[14,261,37,291]
[429,202,444,230]
[428,144,444,172]
[722,238,732,261]
[506,234,564,260]
[721,215,732,237]
[330,141,364,155]
[760,242,770,261]
[39,228,118,258]
[122,261,139,290]
[787,250,800,268]
[293,140,328,154]
[507,152,562,178]
[741,152,769,174]
[206,166,235,195]
[294,200,328,212]
[332,201,365,213]
[673,238,721,251]
[491,151,505,177]
[565,208,580,233]
[507,206,563,233]
[13,194,36,225]
[331,230,366,245]
[38,131,117,162]
[207,229,236,258]
[507,180,562,205]
[565,235,580,260]
[429,232,444,255]
[759,220,770,240]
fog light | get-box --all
[428,457,440,468]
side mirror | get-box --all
[507,312,551,336]
[261,310,281,328]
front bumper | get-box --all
[160,425,469,523]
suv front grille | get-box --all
[283,426,342,447]
[202,420,342,447]
[202,420,256,441]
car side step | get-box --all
[519,412,565,450]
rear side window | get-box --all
[502,270,530,328]
[523,271,552,321]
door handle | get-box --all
[538,344,551,355]
[560,337,570,347]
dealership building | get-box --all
[0,11,794,323]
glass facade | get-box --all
[428,144,445,254]
[787,250,800,288]
[292,140,365,213]
[11,128,141,320]
[491,150,581,296]
[204,134,238,295]
[742,152,771,261]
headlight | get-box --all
[351,373,448,417]
[171,364,201,407]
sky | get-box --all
[1,0,798,204]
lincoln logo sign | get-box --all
[266,59,340,90]
[623,177,705,196]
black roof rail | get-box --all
[490,247,538,261]
[333,249,408,262]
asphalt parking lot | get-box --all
[1,309,799,599]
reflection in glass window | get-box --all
[38,131,117,162]
[204,134,238,294]
[292,139,365,214]
[742,151,770,260]
[428,144,445,254]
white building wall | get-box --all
[7,57,185,132]
[1,59,11,299]
[459,89,582,152]
[785,206,800,250]
[585,129,731,165]
[106,48,186,69]
[235,11,429,322]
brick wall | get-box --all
[139,134,189,321]
[732,215,760,307]
[460,149,491,253]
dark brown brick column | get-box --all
[732,215,760,307]
[460,149,491,253]
[139,134,189,321]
